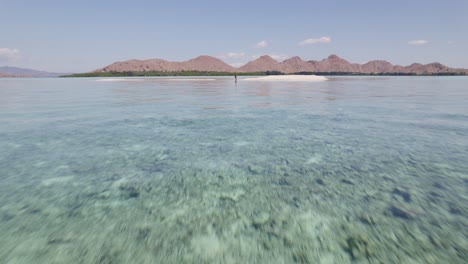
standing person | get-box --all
[234,72,238,83]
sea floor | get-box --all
[0,77,467,263]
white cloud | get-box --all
[218,52,246,59]
[408,40,428,45]
[0,48,21,62]
[256,40,268,48]
[299,36,331,45]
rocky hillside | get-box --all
[94,55,468,75]
[238,55,283,72]
[96,56,235,73]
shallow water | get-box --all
[0,76,467,263]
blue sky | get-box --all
[1,0,467,72]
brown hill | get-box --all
[309,55,361,73]
[182,56,235,72]
[97,59,172,72]
[94,55,468,75]
[280,56,316,73]
[238,55,283,72]
[309,55,466,74]
[361,60,395,73]
[404,62,451,75]
[96,55,235,73]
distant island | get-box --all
[2,55,468,78]
[63,55,468,77]
[0,66,66,78]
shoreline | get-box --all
[60,71,468,78]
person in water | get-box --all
[234,72,237,82]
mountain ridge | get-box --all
[97,55,236,73]
[0,66,67,77]
[94,55,468,75]
[3,56,467,77]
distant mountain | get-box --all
[308,55,361,73]
[0,66,66,77]
[0,72,20,77]
[280,56,316,73]
[183,56,235,72]
[305,55,466,75]
[93,55,468,75]
[96,55,235,73]
[361,60,395,73]
[238,55,283,72]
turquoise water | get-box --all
[0,76,467,263]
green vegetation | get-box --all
[61,71,267,77]
[62,71,467,78]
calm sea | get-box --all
[0,77,467,263]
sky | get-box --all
[1,0,467,72]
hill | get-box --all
[0,66,67,77]
[71,55,468,76]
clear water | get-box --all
[0,76,467,263]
